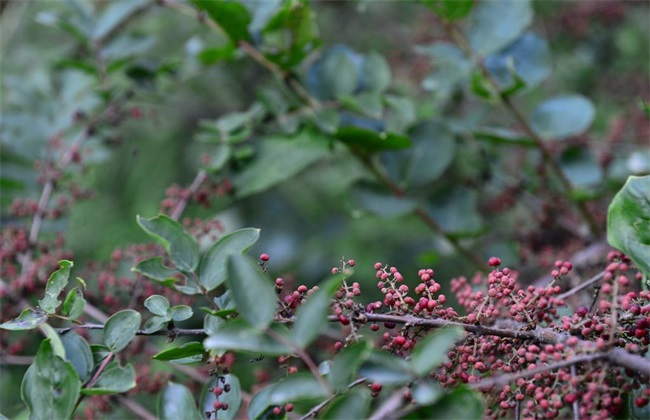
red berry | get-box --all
[285,403,294,412]
[275,278,284,287]
[260,253,270,261]
[348,259,355,267]
[370,324,380,331]
[488,257,501,267]
[273,406,283,416]
[370,382,382,392]
[394,336,407,346]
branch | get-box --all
[299,378,368,420]
[169,169,208,221]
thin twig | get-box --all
[445,24,601,239]
[557,271,606,301]
[115,396,157,420]
[170,169,208,221]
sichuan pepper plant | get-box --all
[1,0,649,419]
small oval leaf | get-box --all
[145,295,170,317]
[226,255,277,330]
[136,214,199,272]
[530,95,595,141]
[157,381,202,420]
[38,260,74,314]
[103,309,141,353]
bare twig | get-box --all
[169,169,208,221]
[115,396,157,420]
[299,378,368,419]
[557,271,606,301]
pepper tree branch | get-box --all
[444,24,601,239]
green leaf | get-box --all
[559,146,603,188]
[200,375,241,420]
[322,47,359,99]
[192,0,252,43]
[470,71,498,101]
[199,228,260,291]
[132,257,180,287]
[363,52,391,92]
[321,388,371,419]
[422,0,474,21]
[248,374,329,419]
[409,386,484,419]
[359,351,414,386]
[384,95,416,133]
[385,120,457,189]
[466,0,532,56]
[93,0,149,41]
[61,287,85,320]
[136,214,200,272]
[204,314,224,335]
[473,127,534,146]
[417,42,474,101]
[157,382,202,420]
[198,44,237,65]
[0,308,48,331]
[81,362,136,395]
[204,319,292,355]
[143,316,169,334]
[291,275,342,348]
[226,255,277,330]
[170,305,193,322]
[428,187,484,236]
[530,95,595,141]
[411,380,444,406]
[21,339,80,420]
[485,32,550,91]
[145,295,170,317]
[153,342,205,362]
[336,126,412,153]
[607,175,650,278]
[39,324,66,359]
[38,260,73,314]
[328,340,372,392]
[234,130,331,198]
[354,186,418,218]
[410,327,464,377]
[61,332,94,383]
[103,309,141,353]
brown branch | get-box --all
[445,24,601,239]
[557,271,606,301]
[169,169,208,221]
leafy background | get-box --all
[1,0,649,416]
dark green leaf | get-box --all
[157,382,202,420]
[198,44,237,65]
[61,332,94,383]
[0,309,48,331]
[153,342,205,362]
[473,127,534,146]
[470,71,498,101]
[132,257,180,287]
[466,0,532,56]
[201,375,241,420]
[204,319,292,355]
[410,327,464,376]
[234,130,331,198]
[336,126,412,153]
[384,95,416,133]
[384,120,456,189]
[292,275,342,348]
[322,47,360,99]
[38,260,73,314]
[226,255,277,330]
[170,305,193,322]
[530,95,595,141]
[21,339,80,420]
[428,187,484,236]
[321,388,371,420]
[422,0,474,21]
[61,287,85,320]
[91,344,111,365]
[136,214,200,272]
[359,351,414,386]
[407,386,484,419]
[81,362,136,395]
[103,309,141,353]
[607,175,650,278]
[328,340,372,392]
[144,294,170,317]
[199,228,260,291]
[247,383,275,419]
[192,0,252,43]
